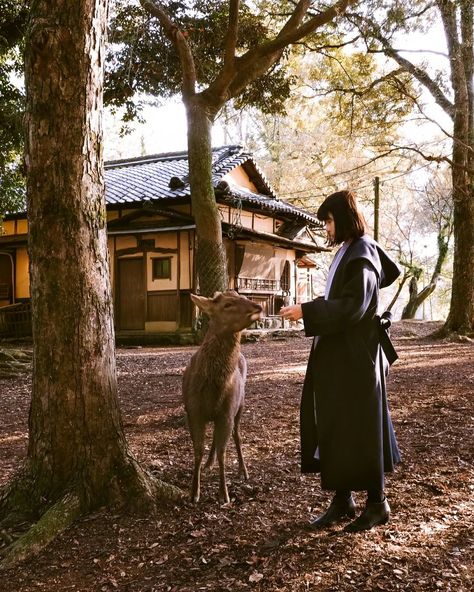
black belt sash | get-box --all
[376,311,398,365]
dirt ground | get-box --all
[0,321,473,591]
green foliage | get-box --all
[0,52,26,216]
[0,1,28,215]
[0,1,29,48]
[0,158,25,218]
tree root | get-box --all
[0,464,184,569]
[150,474,184,504]
[430,326,474,341]
[0,348,33,378]
[0,492,81,570]
[113,457,185,513]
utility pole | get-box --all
[373,176,380,242]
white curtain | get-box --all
[238,244,291,280]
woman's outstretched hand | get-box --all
[279,304,303,321]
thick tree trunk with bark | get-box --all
[446,171,474,333]
[0,0,182,569]
[24,0,149,512]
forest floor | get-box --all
[0,321,473,592]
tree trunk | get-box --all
[186,96,228,297]
[401,275,439,320]
[139,0,356,313]
[445,173,474,333]
[0,1,182,558]
[25,0,138,510]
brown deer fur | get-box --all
[183,291,262,503]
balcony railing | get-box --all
[236,277,281,292]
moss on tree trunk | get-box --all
[186,97,228,298]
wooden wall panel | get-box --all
[147,291,177,322]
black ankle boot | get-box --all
[310,495,356,529]
[344,498,390,532]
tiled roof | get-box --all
[105,145,319,225]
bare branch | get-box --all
[390,144,453,166]
[294,34,361,52]
[209,0,241,103]
[277,0,313,39]
[315,67,407,97]
[393,48,449,58]
[245,0,355,63]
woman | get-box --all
[280,190,401,532]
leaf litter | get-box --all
[0,320,472,591]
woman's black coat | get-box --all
[300,235,401,491]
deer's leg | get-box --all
[214,417,233,504]
[204,433,216,470]
[233,407,249,480]
[189,419,206,503]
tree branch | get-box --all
[223,0,240,73]
[242,0,355,65]
[276,0,313,39]
[316,67,407,97]
[294,34,361,52]
[226,0,356,100]
[390,144,453,166]
[139,0,196,99]
[210,0,241,102]
[391,48,449,58]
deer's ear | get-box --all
[190,294,212,314]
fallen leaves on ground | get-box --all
[0,320,472,591]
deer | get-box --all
[182,290,263,504]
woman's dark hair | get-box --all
[317,190,367,246]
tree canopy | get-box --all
[106,0,295,123]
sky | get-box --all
[103,101,225,161]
